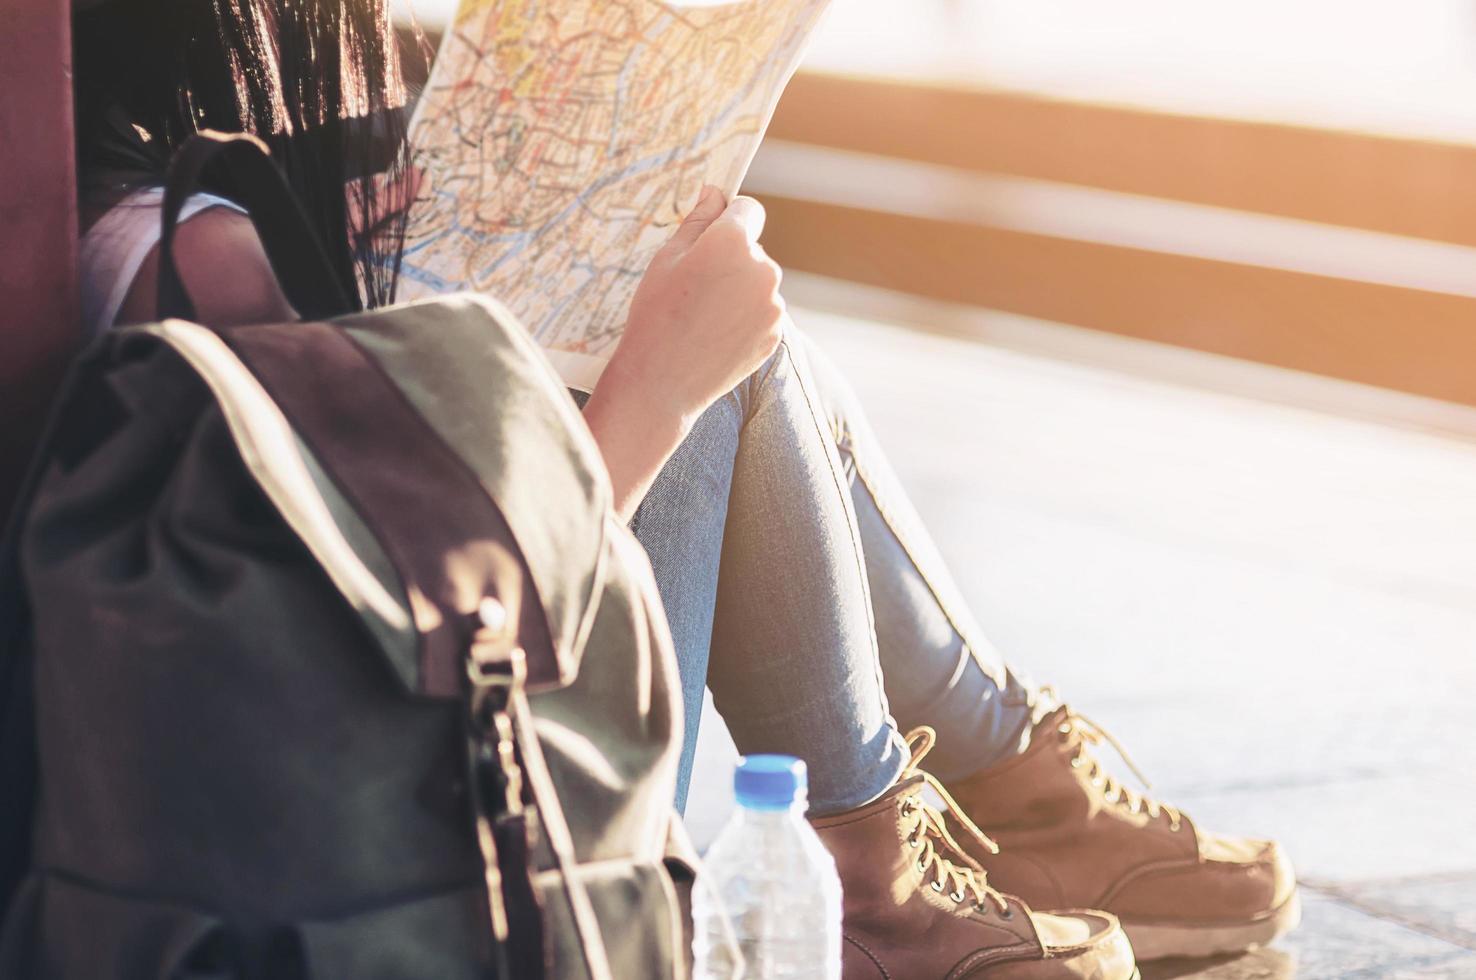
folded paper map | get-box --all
[399,0,832,389]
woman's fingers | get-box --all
[664,184,729,254]
[719,196,767,243]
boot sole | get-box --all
[1119,889,1302,961]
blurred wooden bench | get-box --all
[751,72,1476,408]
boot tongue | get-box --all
[881,772,930,806]
[811,772,929,826]
[1031,703,1073,740]
[1012,696,1070,758]
[1029,686,1065,727]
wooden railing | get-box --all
[750,72,1476,407]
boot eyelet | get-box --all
[950,889,966,903]
[1169,821,1183,833]
[917,860,928,874]
[907,835,923,849]
[930,881,945,893]
[1058,723,1073,737]
[998,905,1014,920]
[1070,757,1084,768]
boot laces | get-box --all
[1043,690,1183,832]
[900,727,1013,917]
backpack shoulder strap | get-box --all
[155,132,567,695]
[157,130,358,322]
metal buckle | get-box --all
[467,639,527,817]
[468,640,527,689]
[465,604,531,954]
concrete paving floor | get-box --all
[684,288,1476,979]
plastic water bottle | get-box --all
[693,755,843,980]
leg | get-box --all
[628,391,744,811]
[631,329,1292,966]
[796,331,1039,781]
[630,342,1142,980]
[706,335,909,815]
[631,339,909,816]
[792,335,1298,962]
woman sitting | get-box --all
[69,0,1297,974]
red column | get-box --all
[0,0,81,521]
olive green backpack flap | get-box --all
[0,132,695,980]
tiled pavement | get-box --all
[685,293,1476,979]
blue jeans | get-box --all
[627,330,1035,816]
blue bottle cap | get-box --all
[734,755,808,810]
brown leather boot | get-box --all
[946,705,1300,961]
[811,729,1139,979]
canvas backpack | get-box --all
[0,131,700,980]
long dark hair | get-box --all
[72,0,427,309]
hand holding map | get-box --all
[615,187,786,419]
[399,0,833,389]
